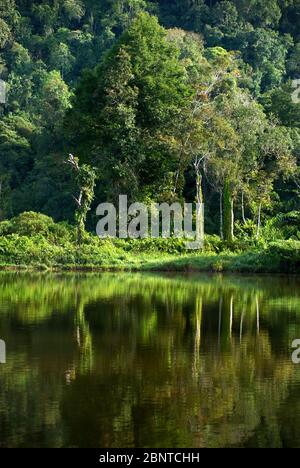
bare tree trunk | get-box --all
[223,178,234,243]
[220,190,224,240]
[66,154,83,245]
[90,11,95,33]
[173,169,180,196]
[194,156,205,243]
[256,202,262,239]
[241,191,246,224]
[195,167,202,205]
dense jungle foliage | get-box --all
[1,0,300,262]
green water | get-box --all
[0,272,300,448]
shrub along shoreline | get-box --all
[0,212,299,274]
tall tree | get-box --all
[66,13,192,202]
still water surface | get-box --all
[0,272,300,448]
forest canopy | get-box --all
[1,0,300,243]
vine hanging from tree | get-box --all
[66,154,98,244]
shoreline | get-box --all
[0,254,297,275]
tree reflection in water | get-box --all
[0,272,300,448]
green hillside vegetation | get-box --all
[1,1,300,271]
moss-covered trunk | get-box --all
[223,178,234,243]
[219,190,224,240]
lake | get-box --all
[0,272,300,448]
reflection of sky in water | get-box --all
[0,272,300,448]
